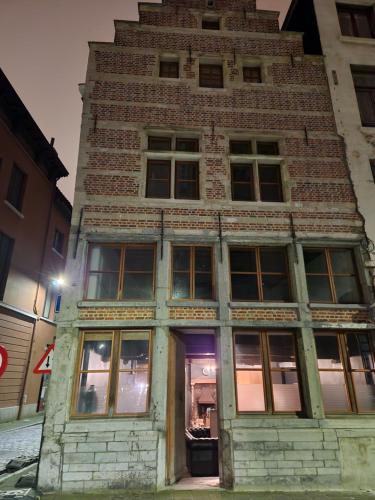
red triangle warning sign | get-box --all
[33,344,55,374]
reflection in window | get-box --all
[74,331,151,417]
[234,331,301,414]
[172,246,213,300]
[315,332,375,413]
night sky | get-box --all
[0,0,291,202]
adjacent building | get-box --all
[0,68,71,421]
[39,0,375,494]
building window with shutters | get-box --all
[85,244,156,301]
[0,232,14,300]
[72,330,152,417]
[199,63,224,88]
[6,164,27,212]
[337,4,375,38]
[352,67,375,127]
[315,331,375,414]
[234,330,302,414]
[171,246,214,300]
[146,134,200,200]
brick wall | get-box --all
[169,307,218,320]
[78,308,155,321]
[231,308,298,322]
[311,308,370,323]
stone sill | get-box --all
[309,303,368,310]
[78,301,156,308]
[340,35,375,47]
[167,300,219,308]
[230,302,298,309]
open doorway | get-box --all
[166,329,220,488]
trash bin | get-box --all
[186,437,218,477]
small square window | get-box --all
[159,60,179,79]
[53,229,64,254]
[243,66,262,83]
[371,160,375,182]
[148,136,172,151]
[230,140,252,155]
[7,164,27,212]
[202,18,220,30]
[199,64,223,88]
[176,137,199,152]
[257,141,279,156]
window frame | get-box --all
[0,232,14,300]
[6,164,27,212]
[71,330,153,418]
[146,159,172,199]
[229,246,291,302]
[337,3,375,38]
[52,229,64,255]
[159,60,179,79]
[231,163,255,202]
[174,161,200,200]
[315,331,375,415]
[84,243,156,301]
[352,68,375,127]
[233,330,303,415]
[243,66,262,84]
[199,63,224,89]
[304,247,362,304]
[171,245,215,301]
[202,17,221,30]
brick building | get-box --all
[39,0,375,493]
[0,68,71,421]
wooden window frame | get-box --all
[337,4,375,38]
[84,243,156,301]
[258,164,284,202]
[148,136,172,151]
[171,245,215,300]
[6,164,27,212]
[231,163,255,201]
[229,246,291,302]
[199,63,224,88]
[315,331,375,415]
[233,330,303,415]
[304,247,362,304]
[146,159,171,199]
[159,60,179,79]
[71,330,153,418]
[243,66,262,84]
[175,161,199,200]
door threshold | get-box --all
[168,476,222,490]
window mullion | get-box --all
[118,247,125,300]
[108,331,119,417]
[253,160,260,201]
[326,249,337,303]
[256,248,263,301]
[191,247,195,299]
[339,333,357,413]
[262,332,273,413]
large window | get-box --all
[234,331,302,414]
[229,139,283,202]
[6,164,27,212]
[230,247,290,302]
[199,64,223,88]
[315,332,375,414]
[304,248,361,304]
[352,67,375,127]
[85,244,155,300]
[337,4,375,38]
[0,232,14,300]
[172,246,214,300]
[73,330,151,417]
[146,135,200,200]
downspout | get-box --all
[17,169,57,420]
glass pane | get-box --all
[260,249,287,273]
[306,275,332,302]
[236,370,265,412]
[319,371,351,413]
[77,373,109,415]
[81,339,112,370]
[173,247,190,271]
[330,249,355,274]
[173,272,190,299]
[123,273,153,300]
[268,334,296,368]
[271,372,301,412]
[176,138,199,152]
[195,248,211,272]
[119,337,149,369]
[262,275,290,301]
[195,273,213,299]
[356,90,375,126]
[315,334,342,369]
[176,163,198,180]
[304,249,327,273]
[354,12,372,38]
[334,276,361,304]
[175,181,198,200]
[352,372,375,412]
[87,273,119,300]
[257,142,279,155]
[231,275,259,301]
[230,249,256,272]
[89,246,120,272]
[347,334,374,370]
[146,179,170,198]
[148,136,172,151]
[243,67,261,83]
[338,10,354,36]
[230,141,252,155]
[259,165,280,183]
[116,371,149,414]
[260,183,283,202]
[235,333,262,368]
[232,183,254,201]
[232,164,252,182]
[148,162,170,179]
[125,248,154,272]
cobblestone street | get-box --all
[0,417,42,473]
